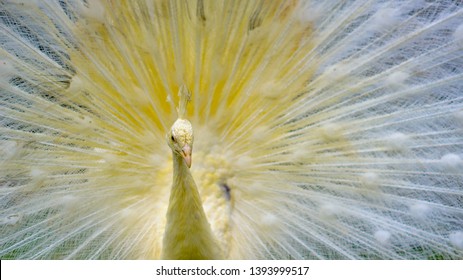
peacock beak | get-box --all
[181,144,192,168]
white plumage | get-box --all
[0,0,462,259]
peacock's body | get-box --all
[0,0,462,259]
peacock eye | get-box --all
[171,135,176,142]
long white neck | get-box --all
[161,152,222,259]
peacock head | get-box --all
[167,118,194,168]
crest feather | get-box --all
[177,85,191,119]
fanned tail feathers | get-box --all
[0,0,462,259]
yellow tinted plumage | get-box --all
[1,0,462,259]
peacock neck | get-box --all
[161,152,222,259]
